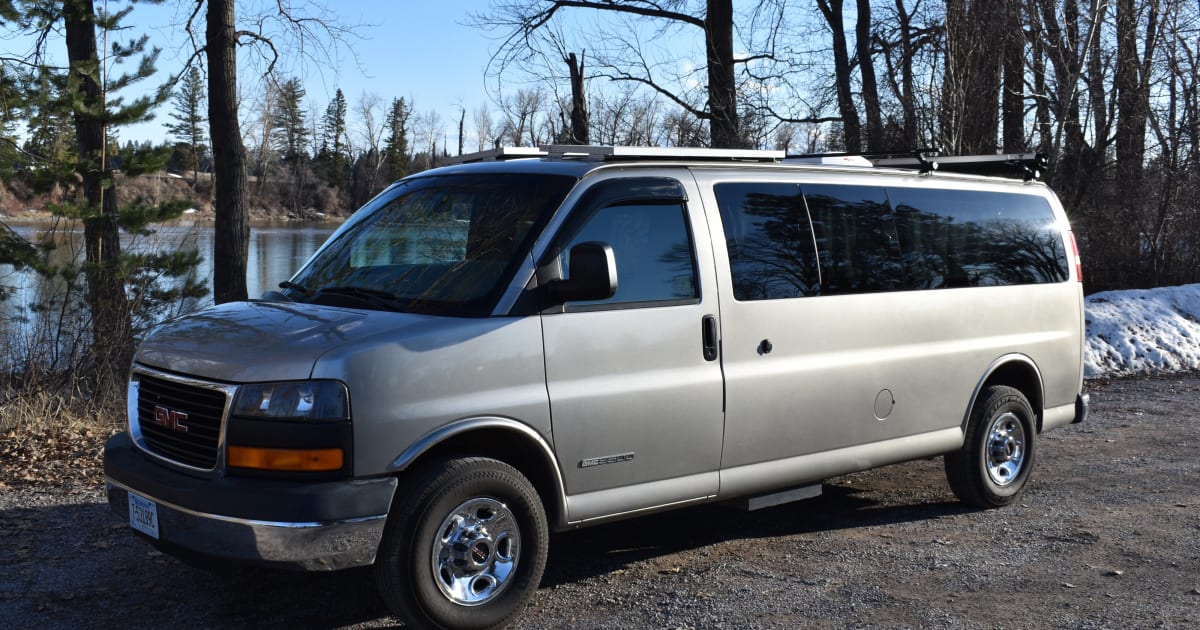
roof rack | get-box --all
[785,149,1046,181]
[435,145,1047,181]
[543,145,784,162]
[438,146,548,166]
[871,151,1047,181]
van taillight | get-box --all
[1068,231,1083,282]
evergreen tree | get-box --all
[383,97,411,182]
[317,88,348,189]
[2,0,205,391]
[166,65,208,185]
[270,77,309,164]
[269,77,308,212]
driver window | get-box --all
[559,202,699,307]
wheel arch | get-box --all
[966,355,1045,432]
[387,417,568,529]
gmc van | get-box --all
[105,146,1088,629]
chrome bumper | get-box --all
[106,478,386,570]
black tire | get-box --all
[945,385,1037,508]
[373,457,548,630]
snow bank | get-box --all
[1085,283,1200,378]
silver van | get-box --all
[105,146,1088,629]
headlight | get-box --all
[232,380,349,421]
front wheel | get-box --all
[374,457,548,629]
[945,385,1037,508]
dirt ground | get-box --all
[1,373,1198,628]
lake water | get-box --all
[0,222,340,360]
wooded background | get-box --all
[2,0,1198,320]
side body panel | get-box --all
[311,315,553,477]
[689,168,1082,490]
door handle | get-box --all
[702,315,719,361]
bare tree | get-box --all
[477,0,747,147]
[855,0,884,151]
[565,51,589,144]
[473,104,497,151]
[203,0,250,303]
[941,0,1004,153]
[186,0,362,303]
[817,0,863,152]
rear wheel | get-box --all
[945,385,1037,508]
[374,457,548,629]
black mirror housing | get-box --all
[546,241,618,305]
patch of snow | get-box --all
[1085,283,1200,378]
[182,208,197,214]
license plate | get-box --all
[128,493,160,539]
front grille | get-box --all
[136,374,227,469]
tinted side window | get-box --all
[714,183,819,300]
[560,202,698,306]
[889,188,1069,287]
[802,184,903,294]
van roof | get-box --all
[418,145,1048,183]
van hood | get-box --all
[134,300,435,382]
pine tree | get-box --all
[383,97,411,182]
[317,88,348,189]
[2,0,204,392]
[269,77,308,212]
[166,65,208,185]
[271,77,309,164]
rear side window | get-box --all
[889,188,1069,287]
[714,181,1069,302]
[714,183,819,300]
[802,184,903,294]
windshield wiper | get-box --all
[278,280,309,294]
[311,286,404,311]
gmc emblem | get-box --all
[151,405,190,433]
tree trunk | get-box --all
[63,0,132,383]
[705,0,739,148]
[1115,0,1154,182]
[207,0,249,303]
[895,0,918,147]
[1001,1,1025,152]
[566,51,589,144]
[820,0,862,152]
[942,0,1001,154]
[1114,0,1160,287]
[856,0,883,151]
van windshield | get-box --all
[284,173,575,316]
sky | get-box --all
[11,1,525,146]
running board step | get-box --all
[731,483,823,511]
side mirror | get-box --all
[546,241,618,305]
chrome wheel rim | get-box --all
[430,497,520,606]
[985,411,1026,486]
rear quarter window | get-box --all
[888,188,1069,287]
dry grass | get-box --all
[0,383,123,489]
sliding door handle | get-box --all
[701,315,719,362]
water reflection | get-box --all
[0,222,339,359]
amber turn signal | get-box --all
[227,445,344,472]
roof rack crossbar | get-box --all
[543,145,784,162]
[438,147,548,166]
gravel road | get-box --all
[2,373,1198,629]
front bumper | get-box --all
[104,432,396,571]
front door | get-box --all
[539,176,724,519]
